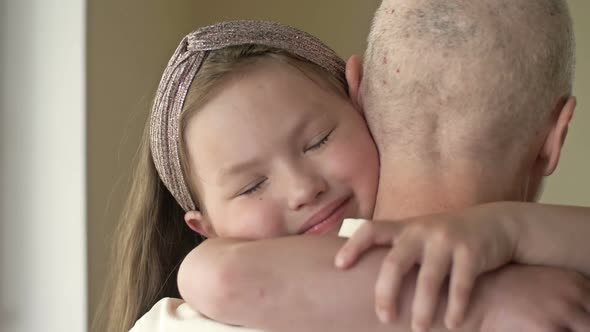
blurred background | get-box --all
[1,0,588,331]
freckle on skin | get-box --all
[391,9,395,14]
[383,56,388,64]
[396,68,401,74]
[382,80,388,86]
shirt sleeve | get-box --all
[338,218,368,238]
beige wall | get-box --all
[88,0,589,328]
[87,2,206,329]
[542,0,590,206]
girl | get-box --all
[105,20,379,332]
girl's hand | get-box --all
[334,203,520,332]
[476,265,590,332]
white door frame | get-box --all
[1,0,87,331]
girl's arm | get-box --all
[511,203,590,276]
[331,202,590,330]
[178,205,590,332]
[178,235,476,332]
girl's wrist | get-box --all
[479,201,524,263]
[497,201,530,263]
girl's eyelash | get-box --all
[240,179,265,196]
[307,130,334,151]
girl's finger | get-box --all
[374,236,421,324]
[568,306,590,332]
[445,248,479,330]
[335,221,400,269]
[335,222,378,269]
[411,245,452,332]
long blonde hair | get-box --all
[96,44,347,332]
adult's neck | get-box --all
[374,156,528,220]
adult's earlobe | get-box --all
[541,96,576,176]
[346,55,364,110]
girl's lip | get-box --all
[301,196,351,235]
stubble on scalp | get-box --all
[363,0,575,166]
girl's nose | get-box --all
[287,169,327,211]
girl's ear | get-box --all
[346,55,364,111]
[184,210,215,238]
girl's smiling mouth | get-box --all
[300,196,352,235]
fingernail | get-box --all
[377,307,391,323]
[412,321,427,332]
[335,255,346,268]
[445,317,457,330]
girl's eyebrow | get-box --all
[285,105,331,140]
[217,157,263,185]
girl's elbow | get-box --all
[177,241,249,321]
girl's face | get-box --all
[183,59,379,239]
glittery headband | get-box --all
[150,20,346,212]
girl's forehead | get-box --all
[196,60,341,125]
[231,58,342,100]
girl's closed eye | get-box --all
[239,178,267,196]
[306,129,334,152]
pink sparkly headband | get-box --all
[150,20,346,212]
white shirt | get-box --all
[130,297,261,332]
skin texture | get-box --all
[335,202,590,331]
[342,53,579,331]
[179,233,590,332]
[182,59,379,241]
[363,0,574,166]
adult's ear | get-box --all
[184,210,215,238]
[538,96,576,176]
[346,55,364,111]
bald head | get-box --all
[363,0,575,166]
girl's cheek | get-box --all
[217,198,284,239]
[324,128,379,217]
[327,133,378,180]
